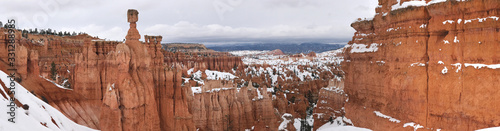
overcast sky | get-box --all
[0,0,378,45]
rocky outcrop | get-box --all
[344,0,500,130]
[312,79,348,131]
[163,51,243,73]
[163,43,215,53]
[189,81,280,131]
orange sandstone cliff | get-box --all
[343,0,500,130]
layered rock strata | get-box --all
[344,0,500,130]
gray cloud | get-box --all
[0,0,378,44]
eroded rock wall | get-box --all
[344,0,500,130]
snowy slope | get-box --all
[317,123,372,131]
[0,70,97,131]
[476,127,500,131]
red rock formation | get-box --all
[189,80,281,131]
[264,49,285,55]
[312,79,348,131]
[344,0,500,130]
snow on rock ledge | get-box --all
[349,43,379,53]
[476,126,500,131]
[373,111,401,123]
[391,0,466,11]
[464,63,500,69]
[205,70,238,80]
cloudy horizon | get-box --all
[0,0,378,45]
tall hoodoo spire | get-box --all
[126,9,140,41]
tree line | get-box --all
[1,20,87,38]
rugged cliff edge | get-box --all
[344,0,500,130]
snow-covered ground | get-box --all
[317,124,372,131]
[476,126,500,131]
[186,69,238,86]
[316,116,371,131]
[241,47,345,86]
[0,70,96,131]
[229,50,270,56]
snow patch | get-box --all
[278,113,293,130]
[464,16,499,24]
[40,76,71,90]
[476,126,500,131]
[350,43,379,53]
[205,70,238,80]
[464,63,500,69]
[403,122,424,131]
[419,24,427,28]
[443,20,454,24]
[443,40,450,44]
[317,117,370,131]
[391,0,465,11]
[451,63,462,73]
[373,111,401,123]
[187,68,194,75]
[191,87,202,95]
[442,66,448,74]
[410,62,426,67]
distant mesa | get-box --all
[162,43,215,53]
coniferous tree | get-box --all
[50,62,57,81]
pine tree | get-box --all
[47,28,52,35]
[50,62,57,80]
